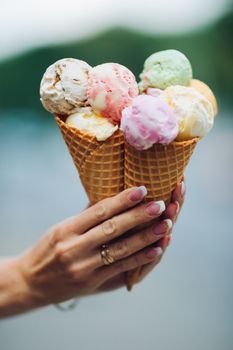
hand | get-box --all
[14,187,171,310]
[101,179,186,290]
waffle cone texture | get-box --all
[124,138,198,290]
[55,116,125,204]
[55,115,198,290]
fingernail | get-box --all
[167,235,172,247]
[175,201,180,215]
[181,181,186,196]
[145,247,163,259]
[145,200,165,216]
[128,186,147,202]
[153,219,173,235]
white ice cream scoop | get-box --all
[40,58,91,115]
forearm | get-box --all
[0,257,38,318]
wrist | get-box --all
[0,255,41,317]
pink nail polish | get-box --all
[128,186,147,202]
[145,201,165,216]
[153,219,173,235]
[145,247,163,259]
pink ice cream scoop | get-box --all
[88,63,138,123]
[120,94,178,150]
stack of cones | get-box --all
[55,115,198,290]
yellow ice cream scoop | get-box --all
[66,107,118,141]
[164,85,215,141]
[189,79,218,116]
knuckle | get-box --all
[133,206,144,221]
[66,264,88,281]
[119,190,130,206]
[66,266,77,280]
[101,218,117,237]
[134,253,142,266]
[112,240,129,259]
[49,225,62,246]
[114,260,125,272]
[140,228,153,245]
[94,202,107,219]
[54,242,68,266]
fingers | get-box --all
[94,218,172,267]
[135,261,158,284]
[163,201,179,221]
[163,178,186,222]
[158,234,172,254]
[136,234,172,283]
[51,216,170,275]
[96,246,163,284]
[172,180,186,208]
[81,200,166,249]
[96,274,126,292]
[68,186,148,235]
[119,180,184,289]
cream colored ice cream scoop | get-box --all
[189,79,218,116]
[40,58,91,115]
[66,107,118,141]
[164,85,214,141]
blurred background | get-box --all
[0,0,233,349]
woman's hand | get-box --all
[99,179,186,292]
[0,181,186,317]
[3,187,171,314]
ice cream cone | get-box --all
[55,114,198,290]
[125,137,199,290]
[55,115,125,204]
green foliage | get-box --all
[0,12,232,114]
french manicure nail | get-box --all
[181,181,186,196]
[128,186,147,202]
[174,201,180,215]
[145,200,165,216]
[153,219,173,235]
[145,247,163,259]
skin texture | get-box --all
[0,182,185,318]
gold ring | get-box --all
[100,244,115,265]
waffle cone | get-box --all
[55,114,198,291]
[55,115,125,204]
[125,137,199,290]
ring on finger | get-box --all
[100,244,115,265]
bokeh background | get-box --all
[0,0,233,349]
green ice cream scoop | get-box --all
[139,49,192,90]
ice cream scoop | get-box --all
[189,79,218,116]
[66,107,118,141]
[120,95,178,150]
[40,58,91,115]
[88,63,138,123]
[164,85,214,141]
[139,49,192,91]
